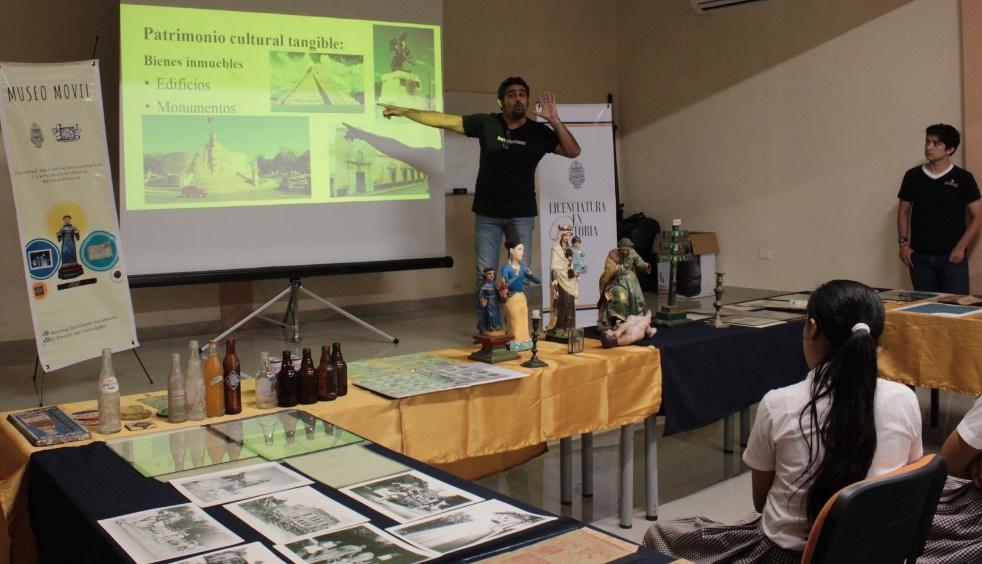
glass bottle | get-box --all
[97,348,121,434]
[298,348,318,405]
[317,345,338,401]
[277,350,298,407]
[167,352,186,423]
[184,339,206,420]
[331,342,348,397]
[204,341,224,417]
[255,351,278,409]
[223,338,242,415]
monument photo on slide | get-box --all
[141,115,311,206]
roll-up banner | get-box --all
[0,60,138,371]
[537,104,617,327]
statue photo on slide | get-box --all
[597,238,655,346]
[545,224,578,341]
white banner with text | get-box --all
[0,60,138,371]
[537,104,617,326]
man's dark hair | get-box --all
[926,123,961,154]
[497,77,529,101]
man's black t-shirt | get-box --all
[462,113,559,218]
[898,165,981,254]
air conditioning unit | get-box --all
[689,0,767,12]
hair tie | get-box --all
[851,322,870,335]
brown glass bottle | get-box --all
[277,350,298,407]
[331,342,348,396]
[297,348,318,405]
[223,338,242,414]
[317,345,338,401]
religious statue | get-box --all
[545,225,579,341]
[600,310,657,348]
[597,238,652,332]
[477,266,503,335]
[500,235,541,352]
[570,235,587,277]
[389,32,415,72]
[57,214,84,280]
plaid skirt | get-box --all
[919,476,982,564]
[643,512,802,564]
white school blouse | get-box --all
[742,371,923,550]
[957,396,982,449]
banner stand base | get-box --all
[32,350,153,407]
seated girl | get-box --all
[919,397,982,563]
[644,279,923,563]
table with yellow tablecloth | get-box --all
[0,340,661,564]
[879,302,982,395]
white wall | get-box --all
[616,0,961,291]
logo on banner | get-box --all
[568,160,585,190]
[29,122,44,148]
[52,123,81,142]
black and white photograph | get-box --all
[387,499,554,554]
[97,503,243,564]
[170,541,286,563]
[225,486,369,544]
[339,469,482,523]
[170,462,313,507]
[275,523,434,564]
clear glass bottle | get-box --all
[97,348,121,434]
[184,340,206,420]
[167,352,187,423]
[255,351,278,409]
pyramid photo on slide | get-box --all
[270,51,365,114]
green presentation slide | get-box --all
[120,4,443,211]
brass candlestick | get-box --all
[522,316,548,368]
[707,272,729,329]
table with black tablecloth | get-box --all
[28,427,672,563]
[641,319,808,437]
[588,318,809,520]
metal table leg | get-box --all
[581,432,593,498]
[740,406,751,447]
[560,437,572,505]
[644,414,658,521]
[619,424,634,528]
[723,413,735,453]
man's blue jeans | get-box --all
[474,214,535,293]
[910,252,970,294]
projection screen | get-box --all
[118,1,446,280]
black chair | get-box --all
[801,454,947,564]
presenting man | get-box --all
[898,124,982,293]
[379,77,580,289]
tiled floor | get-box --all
[1,288,971,546]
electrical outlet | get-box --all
[759,248,773,260]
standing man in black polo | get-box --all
[898,123,982,294]
[379,77,580,292]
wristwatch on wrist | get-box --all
[898,236,910,246]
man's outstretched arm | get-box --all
[378,103,465,135]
